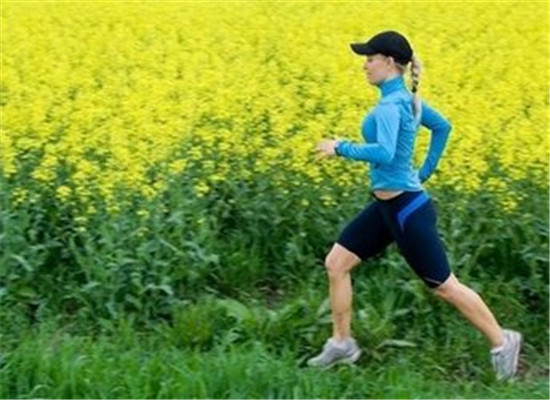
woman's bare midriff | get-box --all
[372,189,404,200]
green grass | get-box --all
[1,310,548,399]
[1,175,548,398]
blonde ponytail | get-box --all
[410,54,422,123]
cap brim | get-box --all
[350,42,376,55]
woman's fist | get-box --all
[315,139,340,160]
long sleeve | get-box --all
[418,100,452,183]
[335,102,400,164]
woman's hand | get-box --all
[315,139,340,160]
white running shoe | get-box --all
[490,328,523,380]
[307,337,362,368]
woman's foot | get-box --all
[307,337,361,368]
[490,329,523,380]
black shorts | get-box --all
[336,189,451,288]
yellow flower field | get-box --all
[1,0,548,215]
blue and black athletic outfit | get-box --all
[333,74,453,288]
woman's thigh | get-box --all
[336,200,394,262]
[392,197,452,288]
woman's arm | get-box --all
[418,100,453,182]
[335,102,400,164]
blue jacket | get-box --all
[335,74,452,192]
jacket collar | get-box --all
[377,74,406,97]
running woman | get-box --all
[310,30,522,380]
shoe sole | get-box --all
[510,331,522,378]
[343,348,362,364]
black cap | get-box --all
[350,30,413,64]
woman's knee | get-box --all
[325,243,362,278]
[431,272,461,301]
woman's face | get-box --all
[363,54,394,85]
